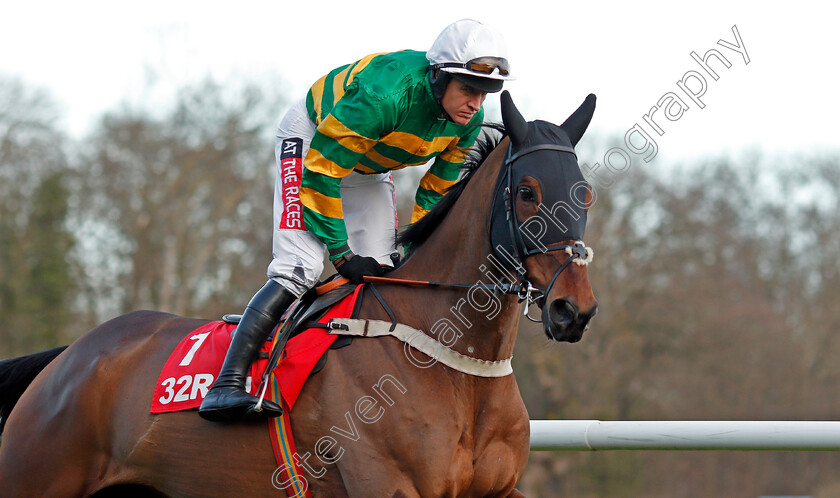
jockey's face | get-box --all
[441,79,487,125]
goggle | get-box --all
[433,57,510,76]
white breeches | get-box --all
[266,99,397,297]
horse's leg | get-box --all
[504,489,527,497]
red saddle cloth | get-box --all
[151,285,361,413]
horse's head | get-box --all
[490,91,598,343]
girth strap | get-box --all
[327,318,513,378]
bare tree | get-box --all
[516,157,840,496]
[0,75,75,356]
[74,77,287,320]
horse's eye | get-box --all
[518,186,536,203]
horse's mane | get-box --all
[399,123,506,252]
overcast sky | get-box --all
[1,0,837,165]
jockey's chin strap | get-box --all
[495,142,594,322]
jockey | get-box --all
[199,19,514,422]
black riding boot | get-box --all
[199,280,296,422]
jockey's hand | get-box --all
[334,253,385,283]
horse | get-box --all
[0,91,598,497]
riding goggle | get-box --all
[433,57,510,76]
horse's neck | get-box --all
[390,141,522,362]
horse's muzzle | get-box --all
[543,298,598,343]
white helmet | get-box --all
[427,19,514,93]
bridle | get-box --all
[365,139,594,324]
[489,142,595,322]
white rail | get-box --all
[529,420,840,451]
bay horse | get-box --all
[0,91,598,497]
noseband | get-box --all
[491,142,595,322]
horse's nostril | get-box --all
[548,299,578,326]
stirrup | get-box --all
[199,387,282,422]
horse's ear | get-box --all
[501,91,528,147]
[560,94,597,147]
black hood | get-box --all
[489,92,596,272]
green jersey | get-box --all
[300,50,483,259]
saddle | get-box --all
[222,276,361,375]
[150,277,364,415]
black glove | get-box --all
[334,253,385,283]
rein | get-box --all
[362,276,523,295]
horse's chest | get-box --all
[428,421,529,496]
[463,451,523,496]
